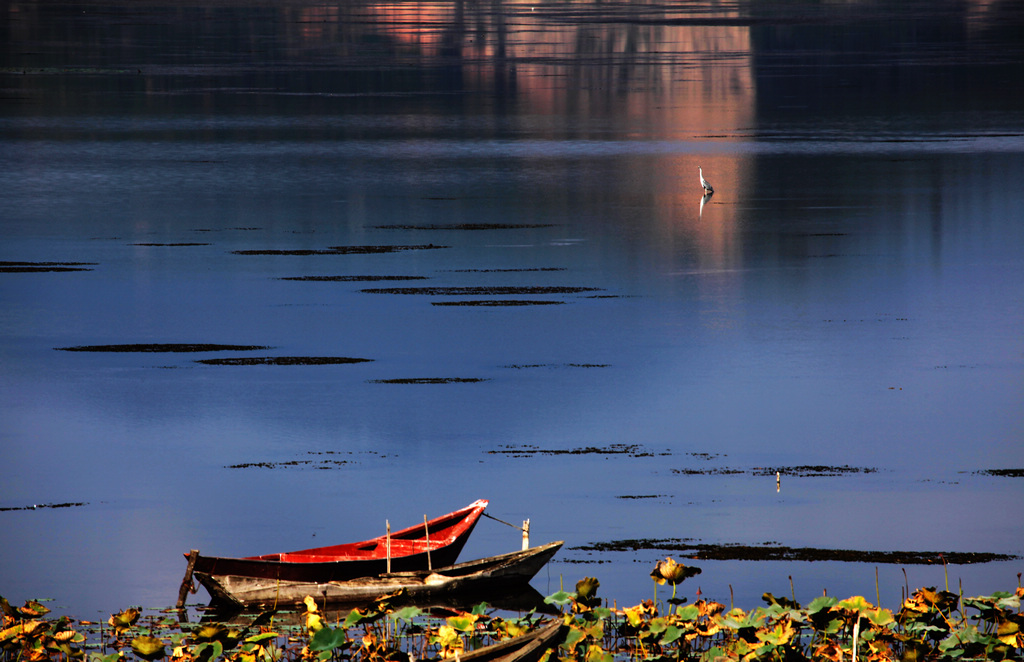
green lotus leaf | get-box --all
[544,590,574,606]
[243,632,279,645]
[659,625,683,645]
[676,604,700,621]
[806,596,838,615]
[309,626,349,652]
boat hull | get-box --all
[197,541,563,608]
[459,620,565,662]
[190,499,487,585]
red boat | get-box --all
[180,500,488,599]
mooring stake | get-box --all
[175,549,199,609]
[424,514,432,570]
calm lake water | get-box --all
[2,0,1023,619]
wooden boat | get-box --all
[182,500,488,596]
[458,619,565,662]
[196,541,563,608]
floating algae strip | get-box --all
[196,357,373,366]
[362,286,602,295]
[57,343,270,352]
[278,275,429,282]
[431,300,565,306]
[2,261,96,272]
[367,377,489,384]
[569,539,1017,565]
[234,245,447,255]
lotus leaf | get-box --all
[997,618,1024,647]
[18,602,50,618]
[543,590,574,606]
[391,606,423,622]
[584,643,612,662]
[195,640,223,662]
[806,596,838,615]
[659,624,683,645]
[576,577,600,599]
[244,632,279,645]
[433,624,463,656]
[131,635,166,660]
[756,617,797,646]
[675,604,700,621]
[649,558,700,586]
[108,608,140,630]
[194,624,227,642]
[446,614,478,632]
[309,627,349,652]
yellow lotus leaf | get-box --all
[650,558,700,586]
[623,604,647,628]
[998,619,1024,647]
[131,635,166,660]
[1,620,46,641]
[756,617,796,646]
[305,611,324,634]
[836,595,875,615]
[695,600,725,619]
[576,577,600,599]
[108,608,140,630]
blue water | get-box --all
[1,0,1022,619]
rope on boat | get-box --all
[482,511,525,531]
[482,512,531,550]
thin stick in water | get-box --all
[423,514,432,571]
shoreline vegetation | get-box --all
[4,559,1023,662]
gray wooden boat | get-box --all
[196,541,563,609]
[458,619,565,662]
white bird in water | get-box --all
[698,166,714,194]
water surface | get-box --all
[1,0,1022,618]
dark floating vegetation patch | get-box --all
[1,261,96,273]
[490,443,668,458]
[278,275,429,282]
[0,502,87,512]
[672,464,877,477]
[226,450,374,470]
[569,538,1017,565]
[197,357,373,366]
[368,377,490,384]
[57,343,271,353]
[130,242,210,247]
[688,452,725,460]
[362,286,602,296]
[227,459,352,469]
[233,245,447,255]
[375,223,555,230]
[615,494,668,500]
[432,299,565,307]
[504,363,610,369]
[973,468,1024,477]
[444,268,567,273]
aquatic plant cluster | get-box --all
[3,561,1023,662]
